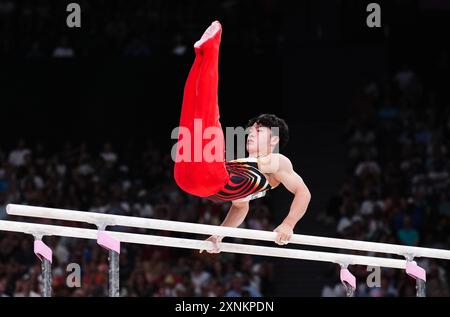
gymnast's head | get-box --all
[246,113,289,157]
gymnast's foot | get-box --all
[194,20,222,50]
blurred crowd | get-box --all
[320,62,450,297]
[0,0,283,58]
[0,140,275,297]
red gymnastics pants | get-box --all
[173,22,230,197]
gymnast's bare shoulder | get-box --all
[259,153,308,196]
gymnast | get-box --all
[173,21,311,253]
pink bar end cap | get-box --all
[34,240,53,263]
[406,261,426,282]
[97,231,121,253]
[340,268,356,289]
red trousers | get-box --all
[173,24,230,197]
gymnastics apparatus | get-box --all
[1,203,450,297]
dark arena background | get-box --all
[1,0,450,300]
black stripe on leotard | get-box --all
[207,157,272,202]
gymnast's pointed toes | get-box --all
[194,20,222,49]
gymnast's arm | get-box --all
[199,201,249,254]
[220,201,250,228]
[271,153,311,245]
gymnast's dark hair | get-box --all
[246,113,289,149]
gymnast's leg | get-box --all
[174,21,229,197]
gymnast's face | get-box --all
[246,123,276,157]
